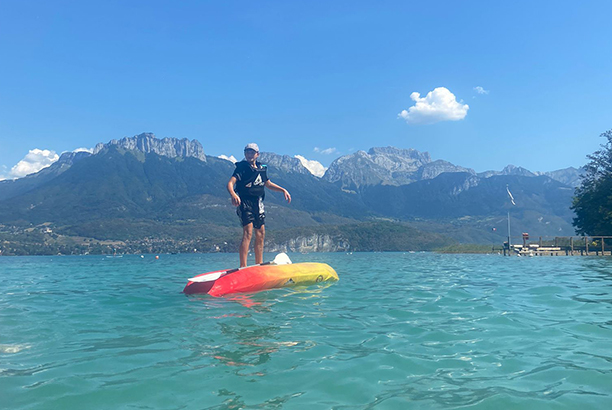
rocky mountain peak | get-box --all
[501,164,535,177]
[93,133,206,162]
[476,165,583,187]
[323,146,470,190]
[367,146,431,162]
[478,164,536,179]
[543,166,583,188]
[258,152,311,175]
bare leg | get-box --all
[254,225,265,264]
[240,224,253,267]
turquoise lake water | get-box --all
[1,252,611,409]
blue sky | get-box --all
[1,0,611,178]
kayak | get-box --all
[183,262,339,296]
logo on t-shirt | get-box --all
[245,174,264,188]
[253,174,264,186]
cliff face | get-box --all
[93,133,206,161]
[267,233,350,253]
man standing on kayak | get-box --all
[227,143,291,267]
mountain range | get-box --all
[324,147,583,190]
[0,133,582,255]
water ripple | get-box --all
[1,253,612,409]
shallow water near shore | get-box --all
[1,252,611,409]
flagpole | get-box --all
[507,210,511,248]
[505,184,515,254]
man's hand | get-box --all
[283,189,291,204]
[227,177,240,206]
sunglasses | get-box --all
[244,149,258,153]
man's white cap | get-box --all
[244,143,259,152]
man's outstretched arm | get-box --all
[265,180,291,204]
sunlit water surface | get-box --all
[1,253,611,409]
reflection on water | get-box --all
[186,285,332,374]
[212,320,281,368]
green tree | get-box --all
[571,130,612,235]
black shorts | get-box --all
[237,196,265,229]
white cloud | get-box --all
[72,147,93,153]
[474,86,489,95]
[314,147,337,155]
[218,154,237,163]
[398,87,469,124]
[295,155,327,177]
[4,149,59,179]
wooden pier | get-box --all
[503,235,612,256]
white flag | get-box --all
[506,185,516,206]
